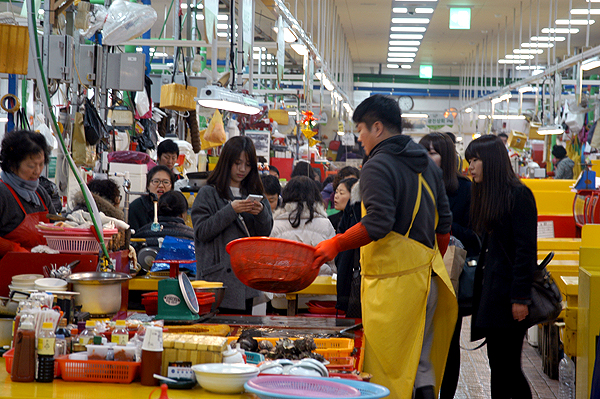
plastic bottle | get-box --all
[559,355,575,399]
[78,320,98,345]
[111,320,129,345]
[37,322,56,382]
[11,313,36,382]
[140,326,163,386]
[56,318,72,354]
[55,334,67,358]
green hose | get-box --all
[27,0,112,266]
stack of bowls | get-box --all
[34,278,68,292]
[9,274,43,299]
[191,363,259,394]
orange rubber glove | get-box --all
[0,237,28,257]
[436,232,450,257]
[313,222,372,269]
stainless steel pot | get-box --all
[0,318,13,346]
[67,272,131,315]
[0,296,18,317]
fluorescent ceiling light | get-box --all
[555,19,595,25]
[273,26,298,43]
[537,125,565,134]
[530,36,565,41]
[506,54,535,59]
[587,0,600,2]
[217,32,228,37]
[498,59,526,64]
[571,8,600,14]
[391,18,430,24]
[291,42,308,56]
[415,8,434,13]
[582,56,600,71]
[197,86,261,115]
[491,93,512,104]
[403,113,428,118]
[393,7,408,12]
[389,41,422,46]
[464,107,472,113]
[217,15,228,20]
[521,42,554,48]
[388,52,417,57]
[514,49,544,54]
[541,27,579,33]
[388,57,415,62]
[181,3,203,8]
[516,65,545,70]
[478,115,526,120]
[401,65,412,69]
[387,64,400,69]
[519,86,534,93]
[390,34,424,39]
[195,14,204,20]
[217,23,229,30]
[315,71,335,91]
[343,103,353,113]
[389,46,419,52]
[391,27,427,32]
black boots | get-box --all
[415,385,435,399]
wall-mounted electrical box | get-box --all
[47,35,74,81]
[77,44,102,86]
[106,53,145,92]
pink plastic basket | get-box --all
[245,376,361,398]
[39,227,118,254]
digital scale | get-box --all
[156,272,200,323]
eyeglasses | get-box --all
[150,179,172,187]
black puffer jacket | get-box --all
[360,135,452,246]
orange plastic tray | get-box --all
[226,337,354,359]
[55,355,140,383]
[3,348,61,377]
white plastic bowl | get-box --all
[191,363,259,394]
[34,278,68,292]
[12,274,43,284]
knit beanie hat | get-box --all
[552,145,567,159]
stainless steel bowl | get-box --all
[193,286,225,313]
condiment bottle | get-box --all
[111,320,129,345]
[11,313,36,382]
[56,318,72,354]
[141,326,163,386]
[78,320,97,345]
[37,322,55,382]
[55,334,67,358]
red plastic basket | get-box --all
[141,291,215,316]
[55,355,140,383]
[38,227,118,254]
[226,237,318,293]
[325,357,356,371]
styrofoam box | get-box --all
[109,162,148,175]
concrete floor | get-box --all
[455,317,559,399]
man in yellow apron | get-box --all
[314,95,457,399]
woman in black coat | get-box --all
[465,135,537,399]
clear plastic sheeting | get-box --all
[102,0,157,46]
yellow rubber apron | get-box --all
[360,175,457,399]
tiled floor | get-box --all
[455,317,559,399]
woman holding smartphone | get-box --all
[191,136,273,313]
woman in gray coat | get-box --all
[191,136,273,313]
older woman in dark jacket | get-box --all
[465,135,537,399]
[191,137,272,313]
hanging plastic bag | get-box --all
[204,110,226,144]
[72,112,87,165]
[78,4,108,38]
[102,0,158,46]
[150,236,197,275]
[135,90,151,119]
[200,129,222,150]
[83,98,107,145]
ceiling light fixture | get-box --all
[197,86,261,115]
[272,26,298,43]
[393,7,408,12]
[315,71,335,91]
[491,93,512,104]
[389,46,420,52]
[403,113,428,118]
[516,65,545,70]
[464,107,472,113]
[530,36,565,41]
[506,54,535,59]
[415,7,434,13]
[387,64,400,68]
[518,86,535,93]
[290,42,308,56]
[541,27,580,33]
[388,57,415,62]
[498,59,526,64]
[537,125,565,134]
[391,27,427,32]
[388,52,417,57]
[389,41,422,46]
[390,34,424,39]
[401,64,412,69]
[391,18,430,24]
[555,19,595,25]
[513,49,544,54]
[521,42,554,48]
[582,56,600,71]
[571,8,600,14]
[478,115,526,120]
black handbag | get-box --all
[458,256,478,315]
[83,97,107,146]
[525,252,563,328]
[346,266,362,319]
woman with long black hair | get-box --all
[191,136,273,313]
[465,135,537,399]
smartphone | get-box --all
[246,194,264,202]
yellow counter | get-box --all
[0,358,253,399]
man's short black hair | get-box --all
[497,133,509,139]
[552,145,567,159]
[268,165,279,177]
[352,94,402,135]
[157,139,179,157]
[261,174,281,195]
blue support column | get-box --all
[7,74,17,132]
[141,0,151,75]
